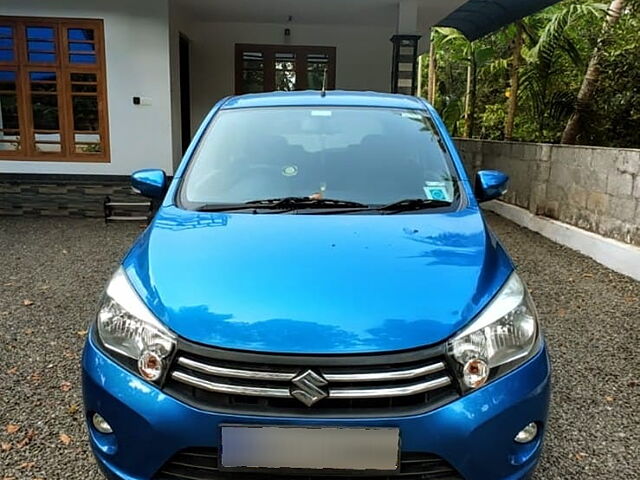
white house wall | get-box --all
[0,0,174,176]
[169,2,194,170]
[181,21,396,129]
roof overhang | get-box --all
[438,0,561,40]
[172,0,562,43]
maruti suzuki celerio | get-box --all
[82,91,550,480]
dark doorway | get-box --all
[179,34,191,154]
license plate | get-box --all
[220,425,400,472]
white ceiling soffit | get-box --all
[173,0,467,29]
[175,0,396,26]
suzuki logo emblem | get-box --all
[291,369,328,406]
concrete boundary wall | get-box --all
[485,200,640,282]
[456,139,640,247]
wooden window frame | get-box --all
[235,44,336,95]
[0,16,110,163]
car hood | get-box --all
[123,206,513,354]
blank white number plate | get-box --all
[220,425,400,472]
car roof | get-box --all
[221,90,427,111]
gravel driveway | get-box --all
[0,213,638,479]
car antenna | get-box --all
[321,67,327,97]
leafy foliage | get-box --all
[423,0,639,147]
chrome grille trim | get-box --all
[171,369,452,400]
[171,356,453,401]
[176,356,446,383]
[171,371,291,398]
[329,376,452,398]
[177,357,297,381]
[323,362,446,382]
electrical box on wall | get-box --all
[133,96,152,106]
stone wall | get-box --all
[0,175,146,218]
[456,139,640,246]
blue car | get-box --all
[83,91,550,480]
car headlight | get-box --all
[96,267,176,381]
[448,272,540,390]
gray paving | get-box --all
[0,213,638,479]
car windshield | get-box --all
[180,106,460,209]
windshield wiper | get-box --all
[195,203,264,212]
[376,198,453,214]
[195,197,452,214]
[243,196,368,209]
[195,197,368,213]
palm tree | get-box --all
[561,0,627,144]
[437,28,494,138]
[505,21,524,140]
[427,32,438,104]
[519,1,606,141]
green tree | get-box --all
[505,21,525,140]
[434,28,494,138]
[519,1,605,141]
[561,0,627,144]
[425,0,640,147]
[578,0,640,146]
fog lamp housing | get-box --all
[92,413,113,434]
[514,422,538,444]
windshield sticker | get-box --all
[401,112,422,120]
[311,110,332,117]
[282,165,299,177]
[424,181,451,202]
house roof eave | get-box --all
[437,0,561,41]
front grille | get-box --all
[154,447,464,480]
[163,341,460,416]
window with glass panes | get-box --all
[0,17,109,162]
[235,44,336,94]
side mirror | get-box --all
[131,169,167,199]
[475,170,509,203]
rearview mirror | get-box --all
[475,170,509,203]
[131,169,167,200]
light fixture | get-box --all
[92,413,113,434]
[448,273,539,390]
[514,422,538,444]
[284,15,293,43]
[138,350,164,381]
[462,357,489,388]
[96,267,176,384]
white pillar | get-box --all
[391,0,421,95]
[397,0,419,35]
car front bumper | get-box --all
[82,334,551,480]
